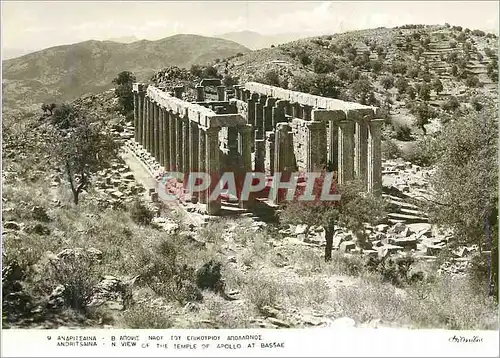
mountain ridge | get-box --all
[2,34,249,109]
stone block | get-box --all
[339,241,356,253]
[389,237,417,250]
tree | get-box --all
[202,65,219,78]
[427,100,498,298]
[49,106,118,204]
[112,71,136,117]
[412,102,436,134]
[350,76,374,105]
[395,77,409,94]
[222,74,238,87]
[418,83,431,101]
[370,60,383,73]
[406,86,417,100]
[432,78,444,94]
[279,179,387,261]
[465,75,480,88]
[380,75,395,90]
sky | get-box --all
[2,1,499,51]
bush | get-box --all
[299,52,312,66]
[130,200,154,226]
[123,306,174,328]
[382,139,402,159]
[395,77,408,94]
[44,252,101,312]
[196,260,223,292]
[313,57,335,73]
[136,240,203,304]
[380,75,394,90]
[394,124,412,141]
[468,253,493,296]
[465,75,480,88]
[441,96,460,112]
[375,255,418,287]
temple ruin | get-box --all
[132,81,383,215]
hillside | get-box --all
[2,24,498,331]
[217,30,320,50]
[2,34,249,109]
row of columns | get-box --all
[232,86,383,195]
[133,87,253,214]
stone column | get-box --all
[264,97,276,132]
[216,85,226,101]
[247,93,259,127]
[174,86,184,99]
[145,97,151,153]
[273,100,287,127]
[302,105,313,121]
[354,113,369,187]
[176,114,183,173]
[234,85,241,100]
[163,108,170,170]
[368,119,384,195]
[254,129,265,172]
[196,86,205,102]
[141,95,147,147]
[158,107,164,167]
[169,111,177,171]
[198,128,207,203]
[255,94,267,139]
[154,102,160,161]
[133,92,139,142]
[306,120,326,171]
[338,120,355,185]
[328,120,339,171]
[138,91,145,146]
[242,89,250,102]
[265,131,275,175]
[182,117,190,174]
[149,99,155,155]
[189,122,199,173]
[273,123,293,204]
[206,126,221,215]
[238,124,253,208]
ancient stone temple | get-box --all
[132,81,383,215]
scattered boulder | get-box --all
[339,241,356,253]
[4,221,21,231]
[267,317,290,328]
[294,224,308,235]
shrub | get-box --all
[382,139,402,159]
[299,52,312,66]
[394,124,412,141]
[380,75,395,90]
[123,306,174,328]
[246,276,281,313]
[465,75,480,88]
[313,57,335,73]
[44,252,101,312]
[196,260,223,292]
[130,200,154,226]
[441,96,460,112]
[135,240,203,304]
[395,77,409,94]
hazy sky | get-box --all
[2,1,499,50]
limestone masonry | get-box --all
[132,82,383,215]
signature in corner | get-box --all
[448,335,483,343]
